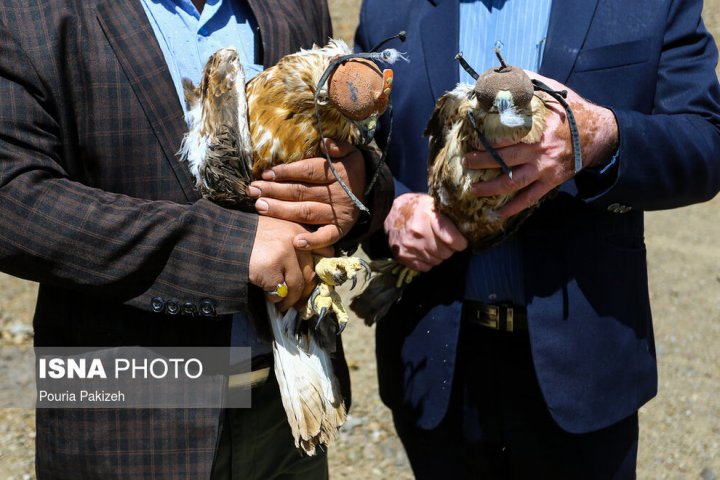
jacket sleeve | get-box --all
[0,21,256,316]
[577,0,720,211]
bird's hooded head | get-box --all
[325,57,394,143]
[313,32,407,145]
[459,50,535,128]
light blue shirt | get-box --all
[140,0,262,117]
[459,0,552,305]
[141,0,268,352]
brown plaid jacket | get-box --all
[0,0,391,478]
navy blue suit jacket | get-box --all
[356,0,720,433]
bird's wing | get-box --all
[179,48,254,207]
[424,83,475,169]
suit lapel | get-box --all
[420,0,460,100]
[95,0,198,201]
[540,0,600,83]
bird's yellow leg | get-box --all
[395,266,420,289]
[305,256,370,333]
[313,256,371,288]
[305,283,333,320]
[305,283,350,333]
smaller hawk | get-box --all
[352,50,581,325]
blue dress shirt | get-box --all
[458,0,552,305]
[141,0,268,352]
[140,0,262,117]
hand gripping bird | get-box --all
[179,35,406,455]
[351,49,582,325]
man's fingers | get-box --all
[463,146,522,170]
[321,138,355,158]
[260,141,357,184]
[293,224,343,250]
[471,163,537,197]
[261,157,335,184]
[466,137,519,153]
[277,261,304,312]
[262,278,286,305]
[249,181,333,203]
[397,257,433,273]
[431,215,468,252]
[498,182,550,219]
[294,253,317,309]
[254,198,337,225]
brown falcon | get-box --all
[351,51,581,325]
[179,37,405,455]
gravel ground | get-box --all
[1,2,719,479]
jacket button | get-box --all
[165,300,180,315]
[199,300,216,317]
[182,302,198,316]
[151,297,165,313]
[608,203,632,213]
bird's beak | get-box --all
[494,91,514,114]
[358,114,379,145]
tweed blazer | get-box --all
[0,1,391,478]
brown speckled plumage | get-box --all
[180,40,393,209]
[178,40,396,457]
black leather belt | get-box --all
[463,301,528,332]
[228,353,272,389]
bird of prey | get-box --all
[352,50,581,325]
[179,36,405,455]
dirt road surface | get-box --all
[0,1,718,478]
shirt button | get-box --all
[199,300,216,317]
[182,302,198,317]
[151,297,165,313]
[165,300,180,315]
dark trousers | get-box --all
[393,325,639,480]
[211,371,328,480]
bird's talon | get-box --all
[309,287,321,309]
[360,258,371,276]
[315,307,328,330]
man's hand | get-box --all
[465,72,619,218]
[385,192,468,272]
[249,216,332,311]
[248,139,366,250]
